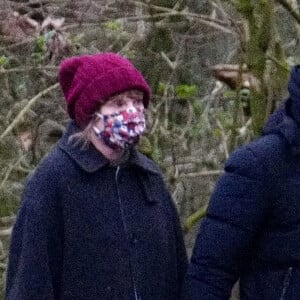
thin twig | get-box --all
[60,4,234,34]
[276,0,300,24]
[179,170,224,178]
[0,215,16,226]
[127,0,230,26]
[184,204,208,232]
[216,118,229,159]
[161,51,177,70]
[0,155,25,190]
[0,227,12,237]
[0,83,60,140]
[265,54,290,72]
[0,262,7,269]
[118,37,137,54]
[0,38,35,52]
[0,66,58,74]
[119,11,234,34]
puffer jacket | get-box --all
[182,65,300,299]
[6,121,187,300]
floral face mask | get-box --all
[93,107,146,149]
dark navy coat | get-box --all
[182,66,300,300]
[6,121,187,300]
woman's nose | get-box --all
[124,99,138,108]
[126,105,137,113]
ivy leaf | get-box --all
[239,88,250,100]
[35,36,46,53]
[44,30,56,42]
[104,20,121,31]
[175,84,198,99]
[0,56,9,67]
[158,82,166,94]
[223,90,237,99]
[213,128,222,138]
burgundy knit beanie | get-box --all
[58,52,151,128]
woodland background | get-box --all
[0,0,300,298]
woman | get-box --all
[6,52,187,299]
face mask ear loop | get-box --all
[95,112,103,119]
[93,113,104,136]
[93,126,101,135]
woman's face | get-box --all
[90,89,146,151]
[94,90,145,130]
[100,90,144,116]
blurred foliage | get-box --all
[175,84,198,99]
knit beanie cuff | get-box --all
[59,53,151,128]
[75,67,150,127]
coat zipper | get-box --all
[280,267,293,300]
[115,166,140,300]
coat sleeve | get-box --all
[182,146,271,300]
[5,166,63,300]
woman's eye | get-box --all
[134,98,143,105]
[117,100,125,106]
[111,99,123,107]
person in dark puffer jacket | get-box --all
[182,65,300,300]
[5,52,187,300]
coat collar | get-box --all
[58,121,160,175]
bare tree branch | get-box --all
[126,0,234,34]
[0,83,59,140]
[276,0,300,24]
[179,170,223,178]
[0,66,58,73]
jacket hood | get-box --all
[263,65,300,148]
[288,65,300,122]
